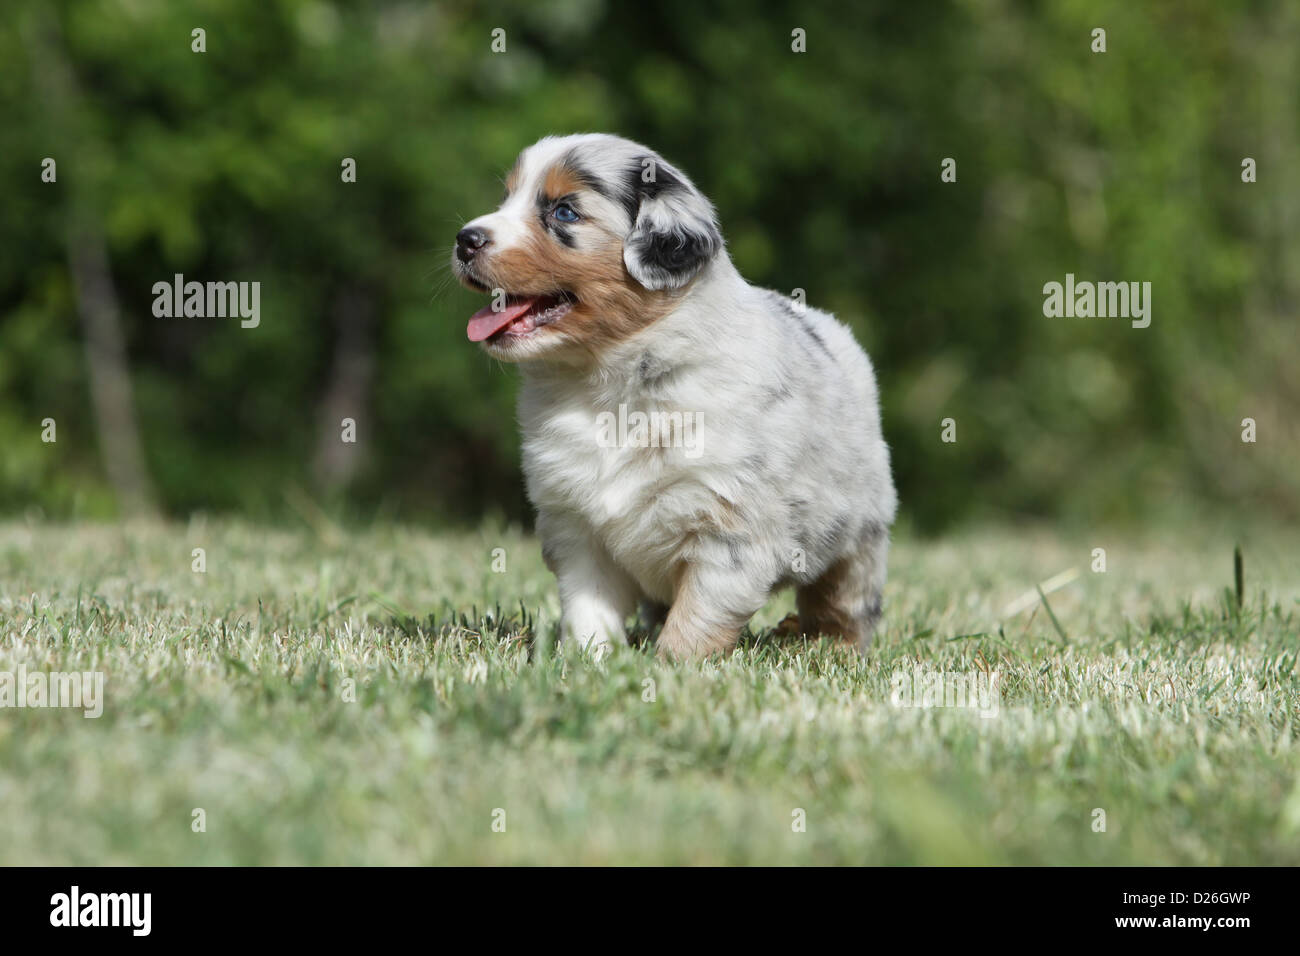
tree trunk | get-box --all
[312,286,376,491]
[23,9,157,517]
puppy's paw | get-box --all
[559,623,623,662]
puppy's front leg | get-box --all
[656,565,767,661]
[538,512,638,655]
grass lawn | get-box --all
[0,517,1297,865]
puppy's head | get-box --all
[452,134,723,363]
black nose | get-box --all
[456,226,490,262]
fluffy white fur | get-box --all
[454,134,897,659]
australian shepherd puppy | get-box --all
[452,134,897,660]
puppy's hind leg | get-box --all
[796,524,890,652]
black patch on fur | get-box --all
[621,158,685,221]
[638,229,713,274]
[560,153,623,207]
[618,185,640,224]
[796,314,833,360]
[790,314,832,361]
[767,291,834,361]
[637,351,674,386]
[787,500,855,580]
[795,514,851,565]
[765,290,800,319]
[621,156,722,288]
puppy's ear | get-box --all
[623,157,723,291]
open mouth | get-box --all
[466,292,576,343]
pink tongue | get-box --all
[467,297,538,342]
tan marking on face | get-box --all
[479,167,680,358]
[503,158,523,195]
[540,163,589,202]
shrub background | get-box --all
[1,0,1296,531]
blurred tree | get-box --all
[0,0,1295,530]
[21,7,156,516]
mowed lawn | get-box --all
[0,518,1297,865]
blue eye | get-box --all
[552,203,580,223]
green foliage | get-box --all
[1,1,1296,528]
